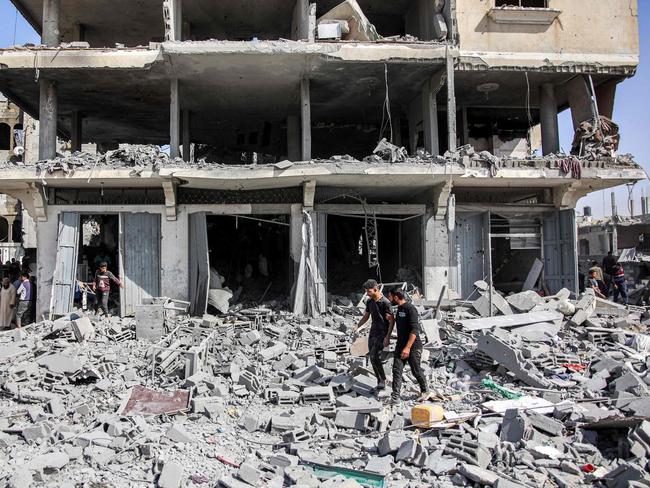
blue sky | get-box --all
[0,0,647,218]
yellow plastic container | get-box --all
[411,404,445,427]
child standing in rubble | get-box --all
[93,262,124,316]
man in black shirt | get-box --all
[388,289,428,403]
[354,279,394,390]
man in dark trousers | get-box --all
[354,279,394,390]
[93,262,123,316]
[388,289,429,403]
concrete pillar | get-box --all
[170,79,181,159]
[407,96,421,154]
[9,125,15,151]
[446,52,457,152]
[539,83,560,155]
[5,216,15,242]
[287,115,301,161]
[174,0,183,41]
[71,111,82,153]
[567,75,598,130]
[422,80,439,156]
[42,0,61,47]
[182,109,190,162]
[595,79,617,119]
[423,210,449,300]
[300,78,311,161]
[291,0,309,40]
[38,78,58,161]
[72,22,85,42]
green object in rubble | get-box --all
[302,461,386,488]
[481,378,523,400]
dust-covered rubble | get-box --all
[0,285,649,487]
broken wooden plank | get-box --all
[458,310,564,331]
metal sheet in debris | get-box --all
[458,310,564,331]
[118,385,190,416]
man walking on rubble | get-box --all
[93,262,123,316]
[387,289,429,404]
[354,279,394,391]
[15,272,32,328]
[0,277,16,329]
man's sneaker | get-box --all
[376,381,386,390]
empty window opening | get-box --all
[0,217,8,243]
[326,214,422,299]
[76,214,121,313]
[206,215,292,310]
[0,123,10,150]
[495,0,548,7]
[490,214,542,294]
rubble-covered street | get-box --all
[1,283,649,488]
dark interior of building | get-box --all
[206,215,292,306]
[326,214,422,297]
[76,214,121,310]
[490,214,542,293]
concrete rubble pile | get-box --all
[1,285,650,488]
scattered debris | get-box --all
[0,284,649,487]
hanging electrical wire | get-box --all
[378,63,393,143]
[13,8,18,45]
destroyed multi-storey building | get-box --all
[0,0,646,319]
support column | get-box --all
[539,83,560,155]
[422,81,439,156]
[566,75,598,130]
[287,115,301,161]
[174,0,183,41]
[595,79,617,119]
[39,78,58,161]
[170,79,181,159]
[446,52,457,152]
[42,0,61,47]
[164,0,183,41]
[71,111,82,153]
[9,125,14,151]
[5,216,15,242]
[300,78,311,161]
[424,211,450,300]
[72,22,85,42]
[182,109,191,162]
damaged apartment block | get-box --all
[0,0,645,317]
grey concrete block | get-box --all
[426,452,457,475]
[165,423,196,443]
[459,464,499,485]
[259,342,288,361]
[239,413,261,433]
[71,316,95,342]
[22,423,51,442]
[334,410,368,431]
[526,412,564,436]
[506,291,543,312]
[158,460,184,488]
[237,462,262,485]
[239,330,261,346]
[365,455,394,476]
[500,409,532,443]
[378,432,407,456]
